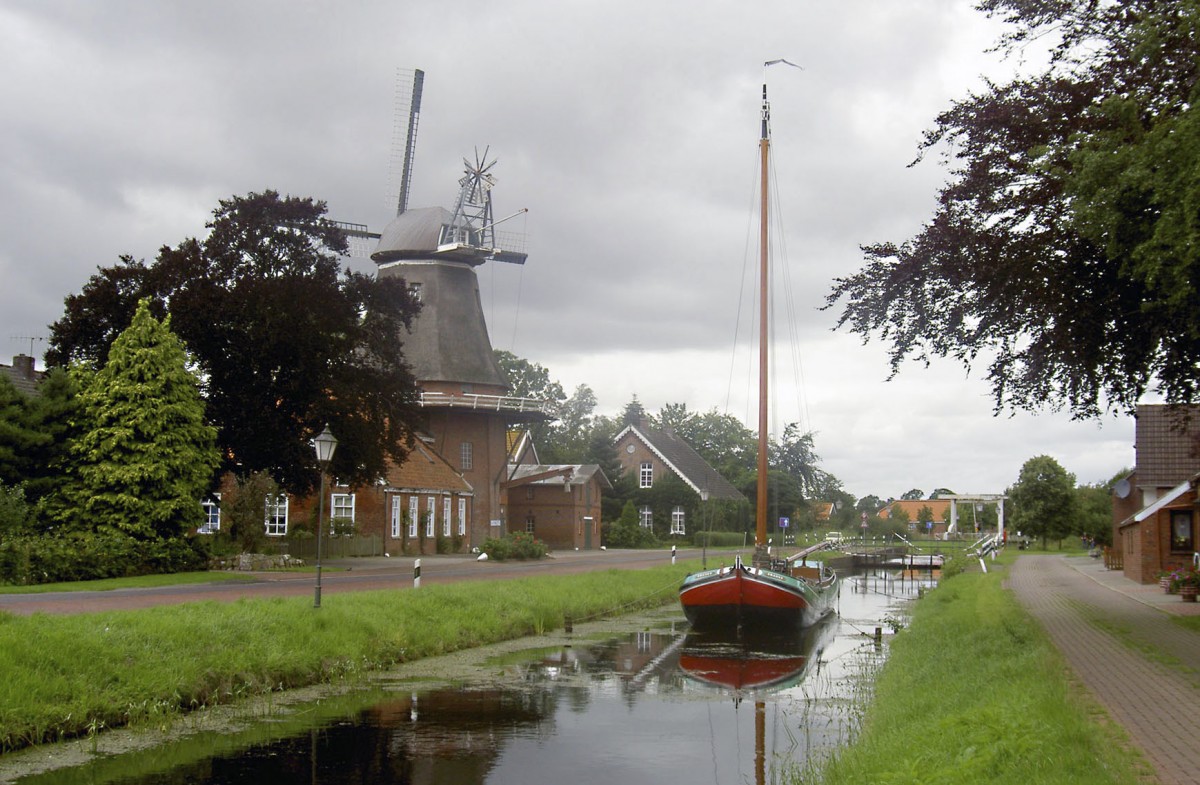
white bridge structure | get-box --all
[939,494,1008,540]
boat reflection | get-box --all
[679,613,838,695]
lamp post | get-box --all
[312,424,338,608]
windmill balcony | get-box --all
[418,391,555,417]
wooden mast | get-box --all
[755,83,770,560]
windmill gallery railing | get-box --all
[418,391,555,415]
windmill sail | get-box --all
[391,68,425,217]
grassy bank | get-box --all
[802,555,1147,784]
[0,563,690,752]
[0,571,257,595]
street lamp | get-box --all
[313,424,338,608]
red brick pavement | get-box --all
[1008,555,1200,785]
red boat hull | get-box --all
[679,561,835,631]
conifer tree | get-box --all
[56,300,218,540]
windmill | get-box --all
[333,68,527,265]
[335,69,542,553]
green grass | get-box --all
[0,563,690,752]
[0,571,258,595]
[799,560,1149,785]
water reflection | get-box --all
[678,615,837,694]
[10,568,930,785]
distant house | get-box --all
[613,420,745,537]
[0,355,42,397]
[878,499,953,535]
[810,501,840,522]
[1114,404,1200,584]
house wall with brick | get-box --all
[420,404,508,549]
[205,440,474,556]
[506,477,603,551]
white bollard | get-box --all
[414,558,421,589]
[671,545,676,565]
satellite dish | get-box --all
[1113,478,1131,499]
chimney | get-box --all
[12,355,34,380]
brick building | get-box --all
[1114,404,1200,583]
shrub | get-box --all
[0,484,34,536]
[605,518,658,548]
[0,533,210,585]
[480,531,547,561]
[692,530,750,548]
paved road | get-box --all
[0,548,694,616]
[1008,555,1200,785]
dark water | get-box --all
[10,569,935,785]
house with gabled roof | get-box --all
[1114,404,1200,583]
[613,419,745,538]
[504,463,610,550]
[0,355,42,397]
[878,499,954,535]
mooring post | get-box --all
[414,558,421,589]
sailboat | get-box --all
[679,74,838,633]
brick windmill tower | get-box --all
[370,146,547,548]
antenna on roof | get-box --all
[9,336,45,356]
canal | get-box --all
[5,568,935,785]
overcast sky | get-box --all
[0,0,1136,501]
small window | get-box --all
[426,495,436,537]
[443,497,452,537]
[408,282,422,302]
[408,496,419,538]
[671,506,686,535]
[1171,510,1194,551]
[640,505,653,529]
[332,493,355,523]
[200,494,221,534]
[458,497,467,536]
[526,486,535,500]
[265,494,288,536]
[461,442,474,471]
[525,514,535,534]
[640,461,653,489]
[391,497,402,538]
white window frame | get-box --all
[460,442,474,471]
[265,494,289,536]
[200,494,221,534]
[671,505,686,535]
[391,496,402,538]
[442,496,452,537]
[640,461,653,489]
[640,505,653,529]
[426,495,436,537]
[331,493,355,524]
[408,496,419,538]
[457,497,467,536]
[525,514,535,534]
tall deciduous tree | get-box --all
[1009,455,1078,549]
[52,300,219,540]
[47,191,422,493]
[826,1,1200,417]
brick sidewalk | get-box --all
[1008,555,1200,785]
